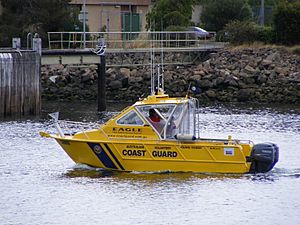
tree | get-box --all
[273,0,300,44]
[146,0,194,31]
[200,0,252,31]
[0,0,80,47]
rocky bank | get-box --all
[41,46,300,104]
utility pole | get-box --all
[259,0,265,26]
[83,0,86,48]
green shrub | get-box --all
[165,25,187,31]
[256,26,274,44]
[222,20,274,44]
[273,1,300,45]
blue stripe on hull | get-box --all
[87,142,117,169]
[104,143,125,170]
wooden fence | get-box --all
[0,51,40,118]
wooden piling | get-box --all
[0,51,41,118]
[97,55,106,111]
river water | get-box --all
[0,101,300,225]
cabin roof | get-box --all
[134,94,189,106]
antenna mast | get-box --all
[160,19,164,92]
[150,20,165,96]
[150,21,155,95]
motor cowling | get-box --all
[248,143,279,173]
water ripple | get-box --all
[1,102,300,225]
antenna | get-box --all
[150,20,155,95]
[186,83,192,98]
[160,19,164,92]
[149,19,166,96]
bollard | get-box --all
[12,38,21,49]
[32,38,42,56]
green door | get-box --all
[122,13,140,40]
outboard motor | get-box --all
[248,143,279,173]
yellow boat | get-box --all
[40,88,279,174]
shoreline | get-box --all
[41,46,300,104]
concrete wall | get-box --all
[70,0,151,32]
[97,6,122,32]
[191,5,203,25]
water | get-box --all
[1,101,300,225]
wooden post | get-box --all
[0,51,40,118]
[97,55,106,111]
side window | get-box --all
[116,110,144,125]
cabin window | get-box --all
[136,104,176,137]
[116,110,144,125]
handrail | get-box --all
[47,31,218,50]
[27,33,32,49]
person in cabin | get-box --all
[148,108,164,133]
[149,108,160,122]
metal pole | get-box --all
[83,0,86,48]
[98,55,106,111]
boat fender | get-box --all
[174,134,196,141]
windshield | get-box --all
[136,104,175,136]
[136,99,198,140]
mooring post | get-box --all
[98,55,106,111]
[92,38,107,111]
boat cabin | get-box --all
[102,95,199,140]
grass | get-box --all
[225,43,300,55]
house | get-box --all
[69,0,151,32]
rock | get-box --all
[189,75,201,81]
[261,59,272,66]
[225,76,239,87]
[106,68,116,74]
[257,74,268,84]
[244,65,256,73]
[205,90,216,98]
[120,68,131,77]
[194,70,206,76]
[266,52,280,61]
[40,48,300,104]
[275,67,289,75]
[109,80,122,90]
[199,79,213,88]
[220,69,231,76]
[81,74,91,83]
[131,69,137,76]
[203,60,211,69]
[237,89,254,101]
[128,76,143,84]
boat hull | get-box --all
[54,137,253,173]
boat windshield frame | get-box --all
[135,97,199,140]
